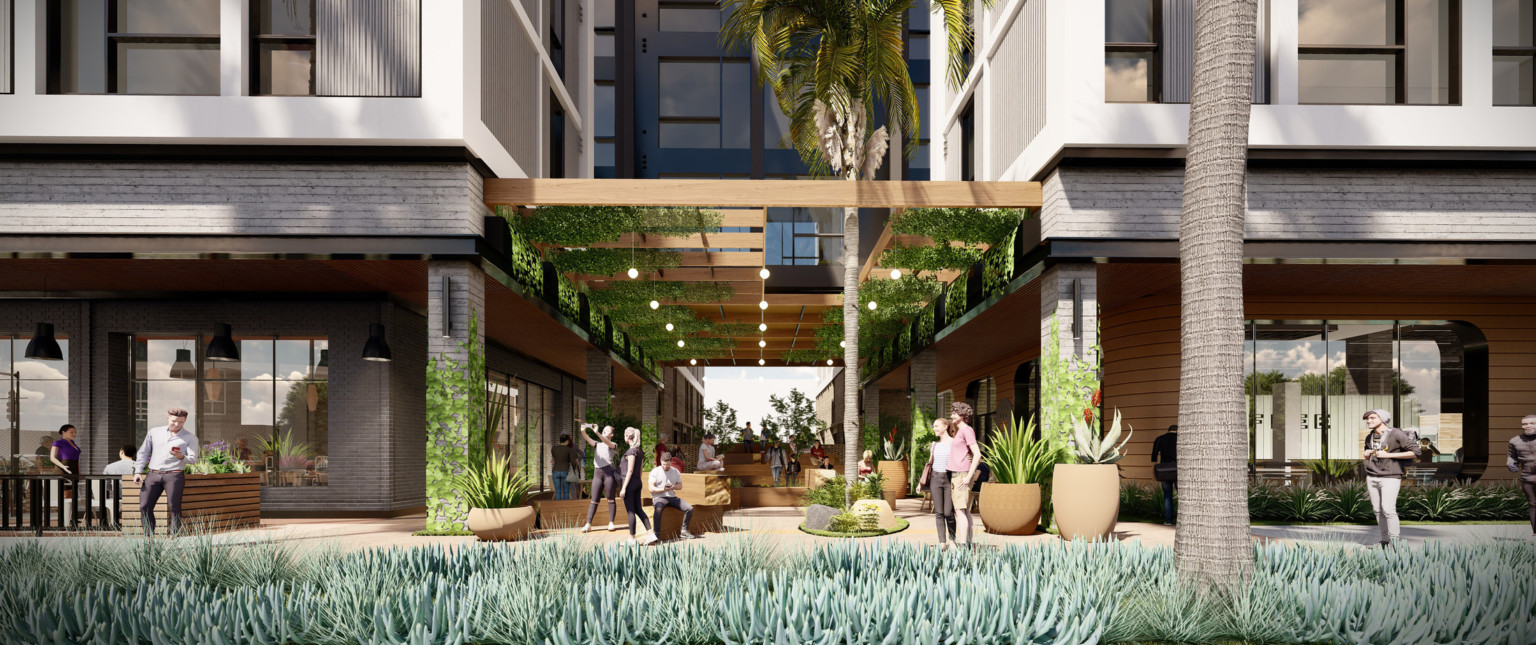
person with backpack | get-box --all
[1150,424,1178,526]
[1361,409,1421,547]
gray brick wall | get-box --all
[0,297,428,514]
[1040,167,1536,241]
[1039,264,1098,364]
[0,162,485,236]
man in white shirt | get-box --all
[696,434,724,472]
[102,445,136,475]
[649,452,698,540]
[132,408,199,536]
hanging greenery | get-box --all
[780,348,834,364]
[878,208,1027,275]
[511,205,725,246]
[627,318,714,338]
[547,248,684,276]
[424,311,486,533]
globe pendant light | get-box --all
[827,359,833,365]
[759,268,770,279]
[868,301,877,310]
[677,340,685,348]
[758,300,768,310]
[890,269,902,279]
[665,323,674,332]
[22,323,65,361]
[840,340,846,348]
[168,348,197,380]
[627,267,639,279]
[205,324,240,362]
[362,323,393,362]
[650,300,660,309]
[758,323,767,332]
[758,358,765,366]
[758,340,766,348]
[689,359,697,365]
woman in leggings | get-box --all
[619,427,655,545]
[919,418,957,548]
[580,424,620,533]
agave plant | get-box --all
[457,453,534,509]
[881,425,908,462]
[257,429,314,467]
[983,414,1064,485]
[1070,408,1133,464]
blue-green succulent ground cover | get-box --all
[2,535,1533,644]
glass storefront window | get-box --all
[133,334,327,487]
[1245,321,1478,473]
[491,374,553,490]
[2,336,70,474]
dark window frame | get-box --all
[656,56,750,150]
[1298,0,1461,106]
[4,0,13,95]
[250,0,316,96]
[1104,0,1162,103]
[1493,0,1535,105]
[46,0,221,95]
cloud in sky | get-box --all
[704,367,822,429]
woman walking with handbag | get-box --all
[918,418,957,548]
[618,427,655,545]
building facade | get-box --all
[0,0,704,516]
[859,0,1536,483]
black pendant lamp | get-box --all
[168,349,197,379]
[205,324,241,362]
[313,349,329,378]
[23,323,64,361]
[362,323,392,362]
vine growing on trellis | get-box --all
[425,310,487,533]
[512,205,724,245]
[1041,307,1101,449]
[877,208,1027,276]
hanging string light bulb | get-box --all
[758,300,768,310]
[840,340,846,348]
[677,339,685,348]
[758,358,765,366]
[650,300,660,309]
[666,322,675,332]
[690,359,697,365]
[890,269,902,279]
[758,340,766,348]
[868,301,878,310]
[827,359,834,365]
[627,237,639,279]
[759,268,770,279]
[758,323,767,332]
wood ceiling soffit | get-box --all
[485,179,1043,209]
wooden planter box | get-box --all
[120,472,261,534]
[736,486,807,507]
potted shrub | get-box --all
[980,415,1062,535]
[876,425,909,505]
[462,454,536,541]
[1052,409,1132,541]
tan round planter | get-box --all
[1051,464,1120,541]
[979,482,1041,535]
[877,461,909,505]
[467,506,536,541]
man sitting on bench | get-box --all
[650,452,698,540]
[696,434,725,472]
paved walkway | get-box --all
[4,500,1527,552]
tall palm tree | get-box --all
[722,0,972,489]
[1176,0,1258,584]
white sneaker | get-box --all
[606,522,617,532]
[622,538,637,547]
[640,533,659,546]
[579,524,591,533]
[680,531,700,540]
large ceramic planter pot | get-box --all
[979,482,1041,535]
[877,461,908,505]
[467,506,536,541]
[1051,464,1120,541]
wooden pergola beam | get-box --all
[486,179,1042,209]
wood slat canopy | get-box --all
[486,179,1042,209]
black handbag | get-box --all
[1153,462,1178,482]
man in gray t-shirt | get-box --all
[649,453,697,540]
[1361,409,1421,547]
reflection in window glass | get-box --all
[1105,0,1155,43]
[1494,56,1535,105]
[595,0,614,28]
[1105,52,1154,102]
[911,143,930,169]
[660,61,721,117]
[595,83,615,138]
[1299,53,1396,103]
[914,86,929,138]
[116,43,220,95]
[595,142,616,166]
[909,35,929,60]
[1493,0,1534,46]
[1299,0,1395,46]
[596,33,615,57]
[660,6,722,31]
[3,337,70,475]
[908,2,930,31]
[722,62,750,148]
[117,0,219,34]
[1403,0,1453,104]
[764,90,793,149]
[660,122,721,148]
[133,335,328,487]
[259,0,314,35]
[259,44,313,95]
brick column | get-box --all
[640,382,659,429]
[862,384,880,431]
[1040,264,1098,363]
[910,349,938,419]
[424,261,485,532]
[585,347,612,417]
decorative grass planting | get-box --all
[2,537,1533,644]
[1120,481,1534,524]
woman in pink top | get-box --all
[948,402,983,547]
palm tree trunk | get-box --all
[842,196,861,499]
[1175,0,1257,584]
